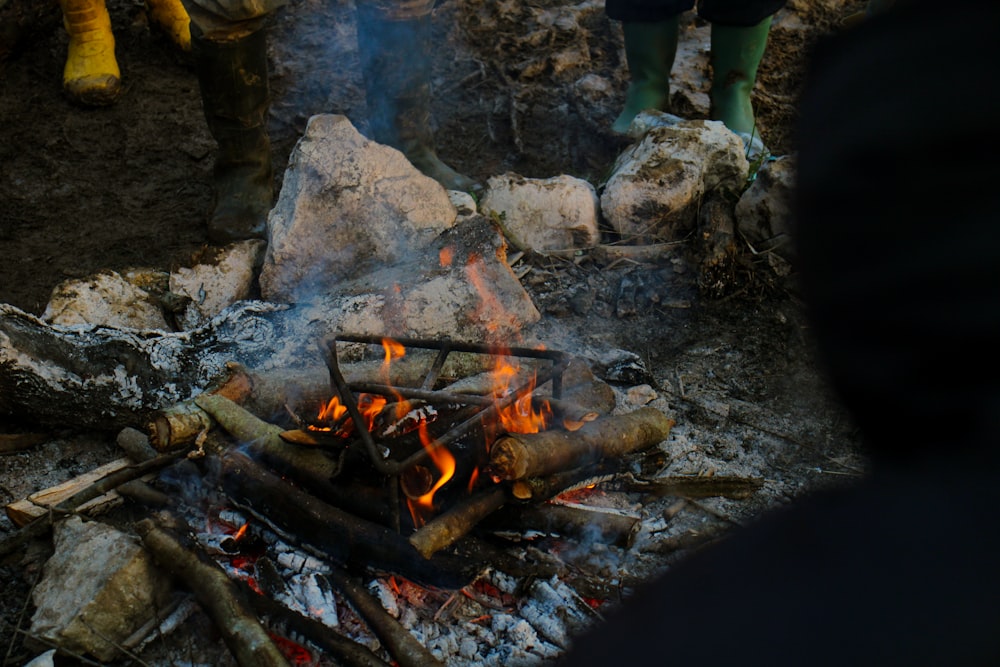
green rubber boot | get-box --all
[709,16,773,156]
[612,18,679,134]
[356,7,481,194]
[192,26,273,243]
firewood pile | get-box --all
[0,330,796,666]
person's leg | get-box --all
[191,21,273,242]
[59,0,120,105]
[699,0,785,156]
[606,0,693,134]
[355,1,480,192]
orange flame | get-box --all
[407,419,456,527]
[490,354,552,435]
[382,337,406,368]
[381,338,412,420]
[312,392,387,434]
[465,253,505,335]
[317,395,347,424]
[233,523,248,541]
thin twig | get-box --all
[4,565,42,666]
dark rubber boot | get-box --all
[612,18,680,134]
[710,17,773,157]
[192,26,273,243]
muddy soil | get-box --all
[0,0,867,664]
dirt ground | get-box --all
[0,0,868,664]
[0,0,859,315]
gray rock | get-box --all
[601,118,749,243]
[480,173,601,252]
[260,114,458,303]
[42,269,170,330]
[736,154,797,262]
[29,517,172,662]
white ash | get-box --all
[217,508,247,527]
[285,572,339,629]
[273,545,331,574]
[129,596,200,654]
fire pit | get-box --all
[2,332,682,665]
[185,333,673,584]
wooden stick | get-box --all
[0,432,48,454]
[135,514,291,667]
[325,566,445,667]
[219,450,483,589]
[0,450,186,558]
[486,503,639,547]
[408,485,509,559]
[489,407,675,480]
[618,474,765,500]
[236,576,391,667]
[5,457,135,527]
[148,363,255,450]
[198,394,396,526]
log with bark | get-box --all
[136,512,292,667]
[488,407,676,481]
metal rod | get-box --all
[323,335,568,475]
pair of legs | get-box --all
[608,0,785,154]
[188,0,480,242]
[61,0,478,243]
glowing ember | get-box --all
[269,633,314,666]
[439,245,454,267]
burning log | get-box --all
[219,450,486,588]
[135,512,292,667]
[488,407,676,481]
[508,460,623,502]
[195,393,398,525]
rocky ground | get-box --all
[0,0,869,664]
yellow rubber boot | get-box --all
[146,0,191,52]
[60,0,121,106]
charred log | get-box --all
[219,450,485,588]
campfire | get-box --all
[6,331,689,666]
